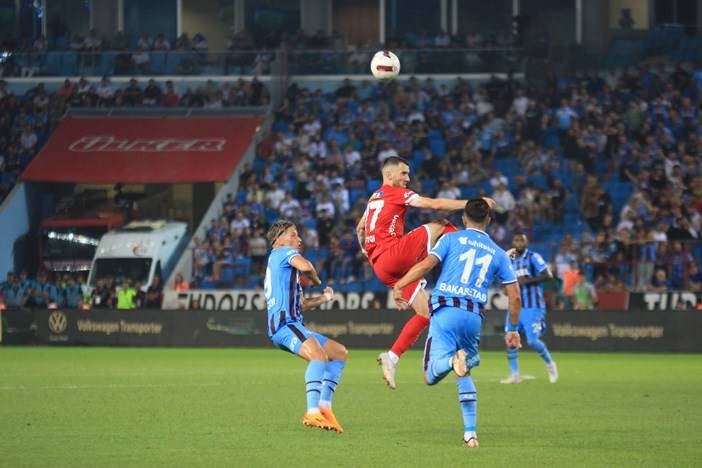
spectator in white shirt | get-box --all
[492,183,516,224]
[279,193,301,218]
[512,89,529,116]
[330,182,350,214]
[308,135,328,159]
[316,193,336,219]
[489,170,509,189]
[302,118,321,136]
[153,33,171,51]
[651,221,669,242]
[83,29,102,51]
[20,126,38,153]
[434,30,451,48]
[137,33,153,50]
[229,211,251,236]
[96,76,115,105]
[343,145,361,166]
[436,180,461,200]
[265,182,285,210]
[377,142,399,162]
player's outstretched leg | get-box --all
[528,337,558,383]
[319,339,348,433]
[381,287,431,389]
[298,338,335,431]
[457,375,478,448]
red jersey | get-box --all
[364,184,419,260]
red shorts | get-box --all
[370,225,432,304]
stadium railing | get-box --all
[2,47,523,77]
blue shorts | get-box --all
[504,308,546,342]
[423,306,483,374]
[270,322,328,355]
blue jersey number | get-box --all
[459,248,493,288]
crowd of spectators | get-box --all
[0,271,166,310]
[1,26,520,77]
[0,76,269,204]
[193,61,702,304]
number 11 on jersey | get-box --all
[459,248,493,287]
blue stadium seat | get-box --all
[303,218,317,230]
[96,53,115,75]
[350,188,366,205]
[61,52,78,75]
[234,258,251,280]
[150,51,167,74]
[429,139,446,157]
[165,52,185,74]
[45,52,62,75]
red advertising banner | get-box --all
[21,116,262,183]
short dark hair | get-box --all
[382,156,409,170]
[266,220,296,244]
[464,198,491,224]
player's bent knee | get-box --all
[302,338,328,361]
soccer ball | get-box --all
[370,50,401,80]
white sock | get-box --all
[464,431,477,441]
[388,351,400,365]
[307,407,320,414]
[319,400,332,409]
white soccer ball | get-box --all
[370,50,401,80]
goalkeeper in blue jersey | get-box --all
[501,234,558,384]
[265,220,348,433]
[392,198,522,447]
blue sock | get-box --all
[508,347,519,375]
[320,360,345,407]
[529,338,553,365]
[305,360,326,413]
[427,355,453,385]
[457,376,477,432]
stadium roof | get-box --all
[21,115,262,184]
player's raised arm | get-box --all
[290,255,322,286]
[392,255,440,309]
[409,196,496,213]
[301,287,335,311]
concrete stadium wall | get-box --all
[0,184,30,280]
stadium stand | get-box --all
[189,63,702,303]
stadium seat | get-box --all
[96,53,115,75]
[45,52,62,75]
[165,52,185,74]
[61,52,78,75]
[429,139,446,157]
[150,51,167,74]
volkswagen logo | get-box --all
[48,311,68,334]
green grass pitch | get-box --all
[0,347,700,467]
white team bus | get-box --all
[87,220,188,291]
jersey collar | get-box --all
[465,228,487,236]
[515,248,529,259]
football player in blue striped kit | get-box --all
[265,220,348,433]
[392,198,522,447]
[501,234,558,384]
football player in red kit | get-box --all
[357,156,494,388]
